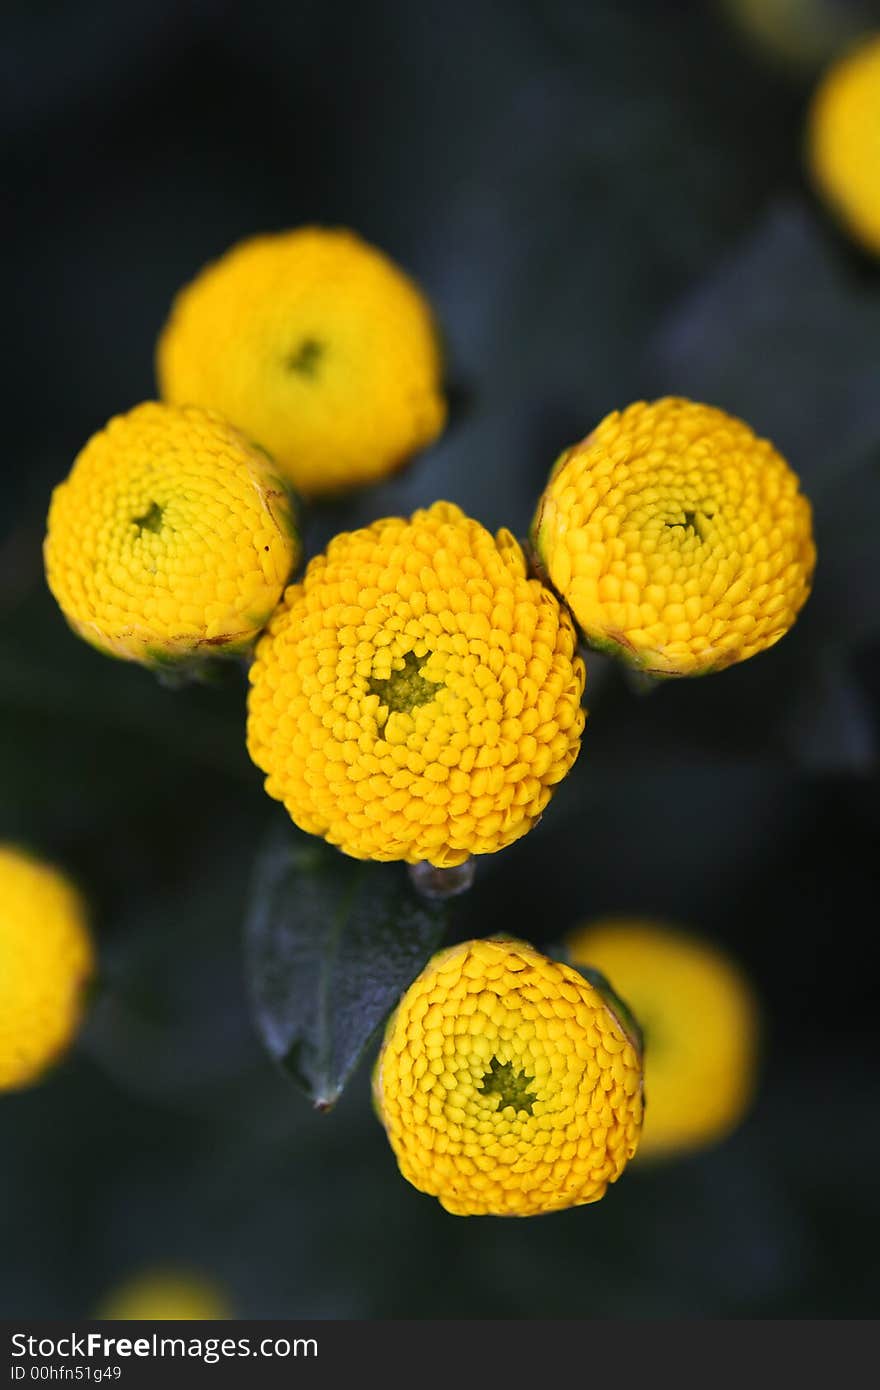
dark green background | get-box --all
[2,0,879,1318]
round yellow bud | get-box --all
[373,937,643,1216]
[0,845,94,1092]
[531,398,815,677]
[808,33,880,254]
[247,502,586,867]
[98,1269,231,1320]
[44,402,299,668]
[565,919,759,1159]
[156,227,446,497]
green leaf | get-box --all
[245,817,447,1109]
[646,201,880,495]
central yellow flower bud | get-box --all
[0,845,94,1092]
[531,398,815,677]
[247,502,586,866]
[373,937,644,1216]
[44,402,299,668]
[156,226,447,497]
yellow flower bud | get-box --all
[44,402,299,668]
[98,1269,231,1320]
[808,33,880,254]
[531,398,815,676]
[373,937,643,1216]
[247,502,586,866]
[157,227,446,497]
[565,919,759,1159]
[0,845,94,1092]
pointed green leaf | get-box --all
[245,817,447,1109]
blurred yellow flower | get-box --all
[531,397,815,676]
[565,918,759,1159]
[44,402,299,669]
[808,33,880,253]
[373,937,643,1216]
[157,227,446,497]
[0,845,94,1092]
[98,1269,232,1320]
[247,502,585,866]
[723,0,870,70]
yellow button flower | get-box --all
[98,1269,231,1320]
[0,845,94,1092]
[565,919,759,1159]
[531,398,815,677]
[247,502,585,866]
[156,227,446,497]
[373,937,643,1216]
[45,402,299,668]
[808,33,880,254]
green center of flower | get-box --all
[368,650,443,720]
[665,508,714,540]
[286,337,324,377]
[132,501,164,535]
[478,1056,538,1115]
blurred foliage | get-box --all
[1,0,879,1318]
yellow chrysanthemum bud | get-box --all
[0,845,94,1092]
[565,919,759,1159]
[44,402,299,668]
[156,227,446,497]
[98,1269,231,1320]
[373,937,643,1216]
[247,502,585,866]
[531,398,815,677]
[808,33,880,254]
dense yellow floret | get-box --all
[0,845,94,1092]
[99,1270,231,1320]
[808,34,880,253]
[531,398,815,677]
[373,937,643,1216]
[44,402,299,668]
[157,227,446,497]
[566,919,759,1159]
[247,502,585,866]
